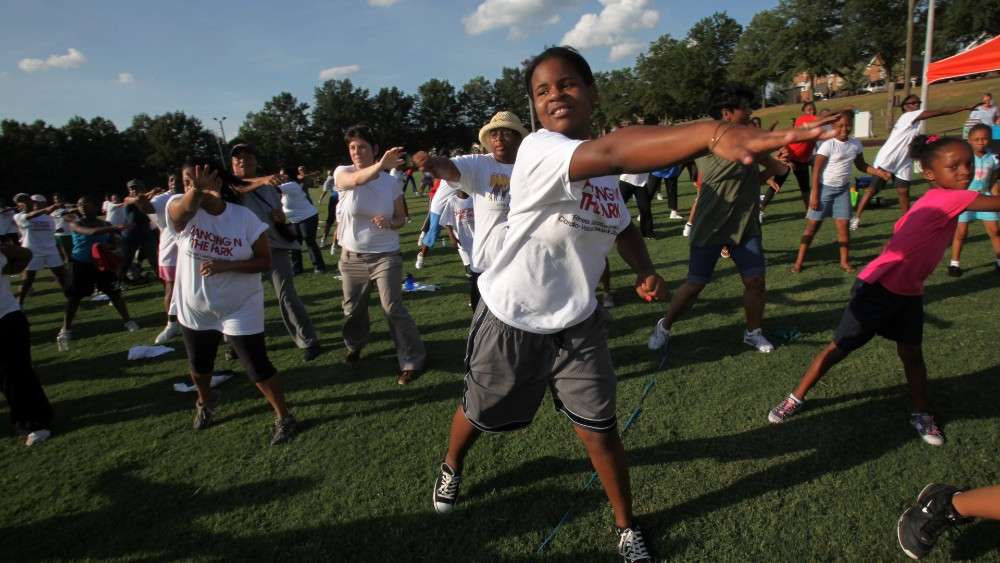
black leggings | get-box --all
[470,271,481,311]
[791,161,811,205]
[291,214,326,273]
[181,326,276,382]
[619,180,654,237]
[0,311,53,434]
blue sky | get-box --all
[0,0,776,134]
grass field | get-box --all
[2,170,999,562]
[755,75,1000,138]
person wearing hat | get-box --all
[334,125,426,384]
[117,179,159,284]
[412,110,528,309]
[13,193,69,306]
[228,143,322,362]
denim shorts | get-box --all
[806,182,852,221]
[688,236,765,284]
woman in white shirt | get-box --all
[167,158,296,446]
[429,46,835,563]
[277,170,326,274]
[333,125,426,385]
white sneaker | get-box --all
[56,329,71,351]
[849,216,860,231]
[759,210,765,223]
[743,328,774,353]
[415,254,425,270]
[25,429,51,446]
[682,223,692,237]
[417,232,425,248]
[124,320,140,333]
[656,193,664,201]
[155,322,180,345]
[602,293,615,308]
[648,318,670,350]
[668,210,683,220]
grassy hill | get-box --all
[754,76,1000,138]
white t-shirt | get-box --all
[817,137,864,187]
[619,173,649,186]
[333,166,402,254]
[873,110,922,181]
[429,181,459,215]
[279,181,319,224]
[104,202,127,226]
[167,195,269,335]
[0,208,17,236]
[151,192,179,267]
[15,213,58,256]
[452,154,514,273]
[972,105,998,126]
[479,129,632,334]
[51,207,74,232]
[0,254,20,319]
[440,196,475,266]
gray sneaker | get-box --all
[192,391,219,430]
[271,414,297,445]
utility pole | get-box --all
[211,116,227,166]
[903,0,916,98]
[919,0,936,133]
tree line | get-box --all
[2,0,996,197]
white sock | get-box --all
[788,393,803,405]
[950,260,960,268]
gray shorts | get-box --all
[461,303,617,433]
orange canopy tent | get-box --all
[926,35,1000,84]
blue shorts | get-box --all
[958,209,999,222]
[806,182,852,221]
[688,236,765,284]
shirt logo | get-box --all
[579,182,623,220]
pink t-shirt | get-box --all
[858,188,980,295]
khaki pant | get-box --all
[271,248,318,350]
[339,250,426,371]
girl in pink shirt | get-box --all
[767,135,1000,446]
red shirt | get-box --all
[787,114,818,163]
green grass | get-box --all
[2,176,999,562]
[755,75,1000,138]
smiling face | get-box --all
[922,141,973,190]
[231,151,257,178]
[529,56,597,140]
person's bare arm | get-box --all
[1,245,32,275]
[809,154,827,211]
[200,232,272,276]
[915,104,978,122]
[335,147,405,189]
[411,152,461,183]
[123,194,155,213]
[615,223,669,302]
[568,120,836,182]
[21,204,60,220]
[966,194,1000,212]
[758,154,789,183]
[445,225,460,248]
[853,153,891,180]
[68,220,121,236]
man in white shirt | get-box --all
[14,194,68,305]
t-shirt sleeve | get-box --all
[949,190,985,217]
[451,155,485,195]
[13,213,28,228]
[164,195,185,236]
[816,140,833,158]
[151,194,169,215]
[333,165,352,190]
[244,208,269,244]
[896,110,922,130]
[438,199,455,227]
[514,131,585,208]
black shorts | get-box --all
[66,260,120,299]
[180,326,277,382]
[869,175,911,193]
[833,280,923,351]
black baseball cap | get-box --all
[230,143,258,157]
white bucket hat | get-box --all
[478,111,529,149]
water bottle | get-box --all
[404,273,415,291]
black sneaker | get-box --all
[897,483,969,559]
[947,265,962,277]
[193,391,219,430]
[271,414,297,445]
[345,349,361,363]
[617,525,654,563]
[432,462,462,514]
[303,345,321,362]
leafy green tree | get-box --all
[238,92,312,171]
[937,0,1000,52]
[368,87,416,154]
[311,79,372,164]
[459,76,496,131]
[593,68,641,132]
[126,112,215,177]
[730,9,789,95]
[493,66,530,126]
[412,79,463,151]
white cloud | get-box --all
[368,0,400,5]
[560,0,658,60]
[319,64,361,80]
[18,48,87,72]
[463,0,582,38]
[117,72,135,84]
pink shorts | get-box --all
[158,266,176,282]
